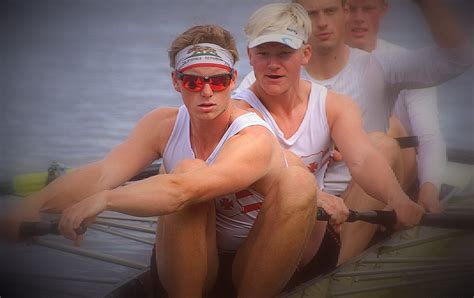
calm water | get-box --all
[1,0,473,180]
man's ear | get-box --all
[247,47,254,66]
[229,69,238,90]
[232,69,238,82]
[301,43,312,65]
[171,71,181,93]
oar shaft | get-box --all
[317,208,474,230]
[349,210,397,227]
[419,213,474,230]
[19,221,87,239]
[3,162,162,197]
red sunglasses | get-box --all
[176,71,234,92]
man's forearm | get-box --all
[105,173,194,217]
[38,163,114,212]
[348,152,408,206]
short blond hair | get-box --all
[245,3,312,44]
[168,25,239,69]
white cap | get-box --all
[248,27,308,49]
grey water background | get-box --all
[1,0,473,181]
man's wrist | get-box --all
[387,191,411,207]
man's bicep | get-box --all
[329,95,372,162]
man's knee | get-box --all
[275,166,318,213]
[172,159,207,174]
[368,132,400,167]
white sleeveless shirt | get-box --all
[233,82,333,187]
[162,105,275,252]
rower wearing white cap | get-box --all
[233,2,424,271]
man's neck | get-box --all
[304,43,350,81]
[190,108,232,159]
[366,39,377,52]
[252,81,310,138]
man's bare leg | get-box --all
[155,159,218,298]
[338,132,405,265]
[282,150,328,268]
[232,166,318,297]
[337,182,385,265]
[388,116,417,192]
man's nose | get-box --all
[200,83,213,97]
[352,8,365,23]
[316,14,329,28]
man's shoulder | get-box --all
[346,47,386,79]
[136,107,179,136]
[348,46,371,61]
[145,107,179,122]
[326,89,353,103]
[233,109,270,132]
[324,90,362,129]
[347,47,378,71]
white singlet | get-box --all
[162,105,275,252]
[233,82,333,187]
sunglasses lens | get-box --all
[182,75,204,91]
[178,72,232,92]
[208,76,230,91]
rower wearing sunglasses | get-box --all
[5,24,319,297]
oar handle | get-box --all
[395,136,419,149]
[317,208,397,228]
[19,220,87,239]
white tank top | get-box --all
[233,82,333,187]
[162,105,275,252]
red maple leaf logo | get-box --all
[219,198,235,210]
[307,162,318,173]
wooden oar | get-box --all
[317,208,474,230]
[0,163,161,197]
